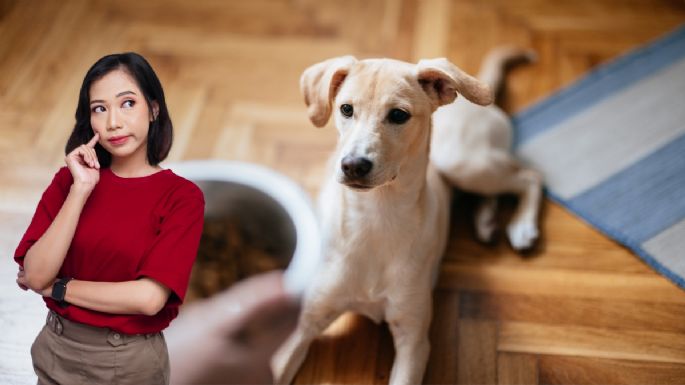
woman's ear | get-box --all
[150,101,160,122]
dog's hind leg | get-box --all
[504,167,543,250]
[271,301,342,385]
[475,195,498,243]
[444,152,542,250]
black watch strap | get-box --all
[51,277,73,306]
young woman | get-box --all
[14,52,204,385]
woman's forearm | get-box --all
[23,185,91,290]
[62,278,171,316]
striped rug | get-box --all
[514,24,685,290]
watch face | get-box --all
[52,282,67,301]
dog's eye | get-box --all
[387,108,411,124]
[340,104,354,118]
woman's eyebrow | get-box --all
[116,90,136,98]
[90,90,137,104]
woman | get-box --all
[14,52,204,385]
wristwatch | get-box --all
[51,277,73,307]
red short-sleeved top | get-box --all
[14,167,205,334]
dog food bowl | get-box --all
[167,160,321,297]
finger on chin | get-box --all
[88,133,100,147]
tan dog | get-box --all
[274,56,492,384]
[273,48,539,385]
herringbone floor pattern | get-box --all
[1,1,685,383]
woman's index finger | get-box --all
[87,133,100,148]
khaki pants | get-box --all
[31,310,170,385]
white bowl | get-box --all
[166,160,321,297]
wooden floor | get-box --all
[2,1,685,383]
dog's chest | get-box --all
[350,299,387,324]
[340,206,416,259]
[322,181,446,272]
[329,199,435,281]
[317,177,450,320]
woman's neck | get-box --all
[110,156,162,178]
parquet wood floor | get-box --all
[2,1,684,383]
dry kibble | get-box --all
[187,216,289,301]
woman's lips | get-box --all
[108,135,130,146]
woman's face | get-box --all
[89,68,158,162]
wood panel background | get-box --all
[1,0,685,383]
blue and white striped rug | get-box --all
[514,24,685,290]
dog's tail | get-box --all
[477,46,536,99]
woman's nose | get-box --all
[107,109,122,130]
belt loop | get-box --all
[47,310,64,336]
[55,316,63,335]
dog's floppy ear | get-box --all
[416,58,493,109]
[300,56,357,127]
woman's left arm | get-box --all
[29,278,170,316]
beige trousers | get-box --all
[31,310,170,385]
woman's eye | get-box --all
[388,108,411,124]
[340,104,353,118]
[92,106,105,113]
[122,100,135,108]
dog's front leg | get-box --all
[386,297,432,385]
[271,299,342,385]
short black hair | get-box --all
[65,52,173,167]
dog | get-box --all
[272,47,540,385]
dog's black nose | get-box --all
[341,156,373,179]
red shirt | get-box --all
[14,167,205,334]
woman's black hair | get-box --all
[65,52,172,167]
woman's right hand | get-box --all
[65,133,101,192]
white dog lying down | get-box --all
[273,47,541,385]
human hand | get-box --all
[16,267,54,296]
[16,267,28,291]
[166,271,300,385]
[65,133,101,191]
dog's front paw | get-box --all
[506,220,539,251]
